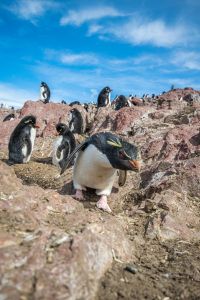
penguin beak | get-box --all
[129,160,141,172]
[34,124,40,128]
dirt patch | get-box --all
[97,236,200,300]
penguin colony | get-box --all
[7,84,142,213]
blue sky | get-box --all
[0,0,200,107]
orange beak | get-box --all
[129,160,141,172]
[34,124,40,128]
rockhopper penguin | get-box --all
[52,123,76,169]
[61,132,141,212]
[97,86,112,108]
[40,81,50,103]
[8,115,39,164]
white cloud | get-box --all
[60,53,98,65]
[90,17,190,47]
[87,24,103,36]
[172,51,200,70]
[60,6,123,26]
[44,49,99,66]
[7,0,58,23]
[0,83,38,108]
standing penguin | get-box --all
[40,81,51,103]
[61,132,141,213]
[52,123,76,169]
[97,86,112,108]
[8,115,39,164]
[69,108,84,134]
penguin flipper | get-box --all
[60,140,88,175]
[118,170,127,187]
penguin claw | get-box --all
[73,189,85,201]
[96,196,112,213]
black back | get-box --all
[69,101,81,106]
[115,95,128,111]
[3,113,15,122]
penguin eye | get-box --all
[119,150,131,160]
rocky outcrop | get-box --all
[0,88,200,299]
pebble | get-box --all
[124,265,138,274]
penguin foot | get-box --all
[73,189,85,201]
[97,195,112,213]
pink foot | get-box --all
[96,195,112,213]
[73,189,85,201]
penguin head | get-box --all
[93,133,141,172]
[21,115,39,128]
[41,81,46,87]
[102,86,112,94]
[56,123,68,135]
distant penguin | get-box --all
[69,108,84,134]
[52,123,76,169]
[97,86,112,108]
[8,115,39,164]
[61,100,67,104]
[40,81,50,103]
[60,132,141,213]
[3,113,15,122]
[69,101,81,106]
[115,95,130,111]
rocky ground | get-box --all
[0,89,200,300]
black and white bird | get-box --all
[52,123,76,169]
[40,81,50,103]
[3,113,15,122]
[8,115,39,164]
[61,132,141,213]
[115,95,132,111]
[69,108,84,134]
[97,86,112,108]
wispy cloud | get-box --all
[94,17,190,47]
[45,49,99,65]
[172,51,200,70]
[6,0,59,24]
[60,6,123,26]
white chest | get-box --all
[52,136,63,167]
[73,144,116,192]
[23,127,36,162]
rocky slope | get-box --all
[0,88,200,299]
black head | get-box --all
[101,86,112,94]
[56,123,69,135]
[91,132,142,172]
[20,115,39,128]
[41,81,47,87]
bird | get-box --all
[69,101,81,106]
[115,95,132,111]
[3,113,15,122]
[8,115,39,164]
[52,123,76,169]
[97,87,112,108]
[40,81,50,103]
[60,132,141,213]
[69,108,85,134]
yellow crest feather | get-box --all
[107,138,122,148]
